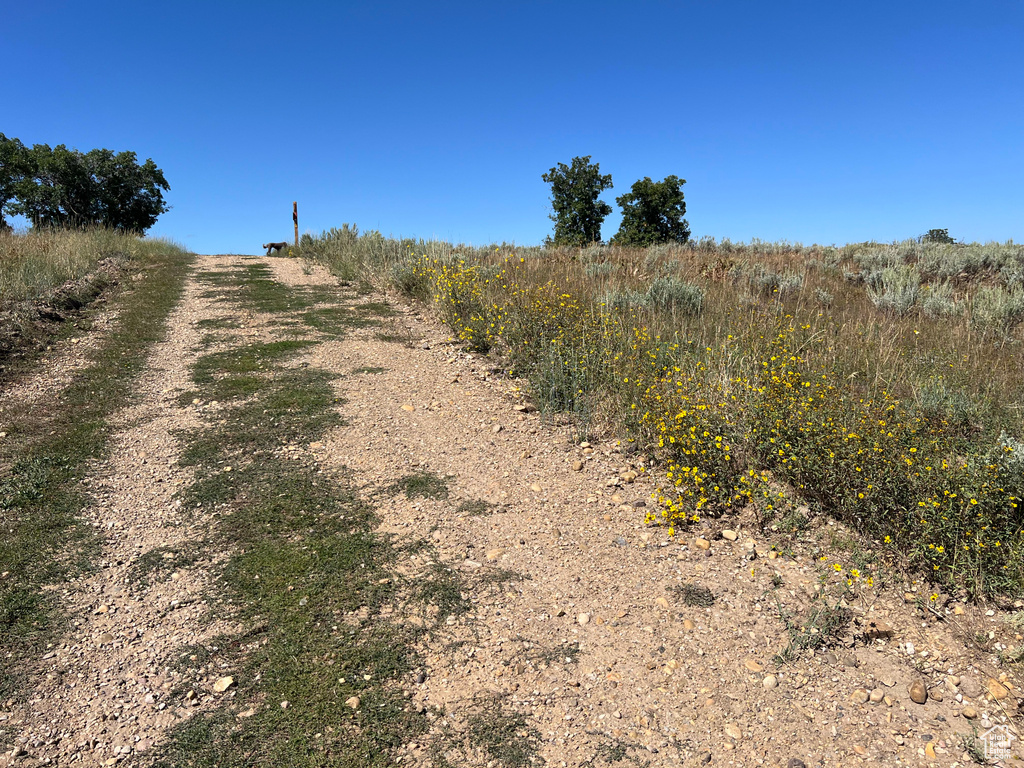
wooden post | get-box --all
[293,201,299,247]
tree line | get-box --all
[542,156,690,247]
[0,134,169,234]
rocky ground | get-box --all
[2,253,1023,767]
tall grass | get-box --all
[297,231,1024,598]
[0,228,176,301]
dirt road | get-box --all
[1,254,1020,767]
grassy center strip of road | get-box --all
[0,242,194,705]
[155,257,543,767]
[153,259,430,767]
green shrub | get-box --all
[867,265,920,315]
[644,276,704,316]
[920,282,958,318]
[971,285,1024,330]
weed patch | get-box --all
[671,582,715,607]
[387,471,451,500]
[456,499,495,516]
[431,697,542,768]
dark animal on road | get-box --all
[263,242,288,256]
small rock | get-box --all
[953,604,966,615]
[572,461,584,472]
[491,424,503,433]
[401,404,415,412]
[655,596,670,610]
[683,619,696,630]
[699,752,712,765]
[863,620,894,640]
[694,538,710,551]
[577,613,590,625]
[213,676,235,693]
[853,745,867,755]
[878,672,897,687]
[744,659,763,673]
[987,678,1010,701]
[97,633,114,645]
[851,688,869,704]
[762,675,778,690]
[930,686,943,702]
[721,529,738,542]
[280,700,289,709]
[961,705,978,719]
[925,742,937,759]
[787,760,806,768]
[485,548,505,561]
[724,723,742,740]
[909,678,928,705]
[869,688,884,703]
[346,696,361,709]
[530,483,542,493]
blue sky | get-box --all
[3,1,1021,253]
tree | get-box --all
[1,137,170,233]
[0,133,29,231]
[542,156,613,246]
[612,175,690,246]
[921,228,956,244]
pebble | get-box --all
[909,678,928,705]
[577,613,590,625]
[850,688,869,704]
[961,705,978,719]
[212,676,235,693]
[787,760,806,768]
[869,688,884,704]
[572,461,584,471]
[721,529,738,541]
[401,404,415,412]
[724,724,742,740]
[485,548,505,561]
[744,659,763,673]
[694,538,710,551]
[683,619,696,630]
[762,675,778,690]
[345,696,360,709]
[655,596,670,609]
[987,678,1010,701]
[530,483,542,493]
